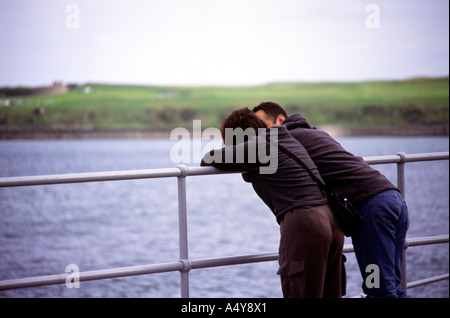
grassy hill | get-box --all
[0,77,448,136]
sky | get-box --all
[0,0,449,87]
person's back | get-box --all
[284,114,399,207]
[202,123,328,223]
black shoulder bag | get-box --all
[278,144,361,237]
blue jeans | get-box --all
[351,190,409,297]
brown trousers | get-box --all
[277,204,345,297]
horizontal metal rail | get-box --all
[1,152,448,188]
[407,274,449,289]
[405,234,450,248]
[0,151,448,297]
[0,166,240,188]
[363,151,449,165]
[0,236,447,292]
[0,261,184,291]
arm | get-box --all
[201,147,253,183]
[200,137,261,170]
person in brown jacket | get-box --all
[201,107,345,297]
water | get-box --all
[0,137,448,298]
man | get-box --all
[201,107,345,298]
[253,101,409,298]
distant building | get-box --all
[0,81,68,97]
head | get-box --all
[252,101,287,128]
[220,107,267,145]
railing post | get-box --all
[396,152,407,294]
[402,242,408,293]
[396,152,407,197]
[177,164,190,298]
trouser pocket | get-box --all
[277,260,305,298]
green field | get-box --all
[0,77,448,132]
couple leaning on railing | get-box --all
[200,101,409,298]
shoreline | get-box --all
[0,124,448,139]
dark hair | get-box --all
[252,101,287,123]
[220,107,267,144]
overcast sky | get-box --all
[0,0,448,87]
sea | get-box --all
[0,136,448,298]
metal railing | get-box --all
[0,152,448,297]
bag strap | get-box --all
[278,144,330,193]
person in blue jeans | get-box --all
[254,101,410,297]
[352,190,409,297]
